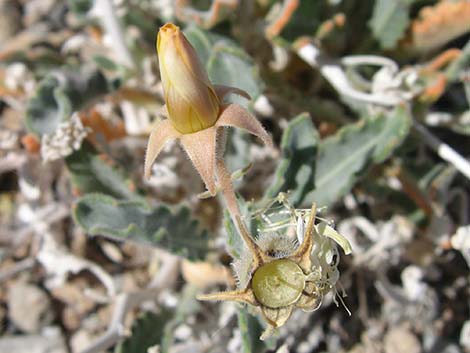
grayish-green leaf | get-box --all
[160,286,200,353]
[224,128,252,173]
[265,113,319,207]
[266,107,411,208]
[224,197,254,260]
[238,307,274,353]
[93,55,120,72]
[25,75,72,136]
[114,286,200,353]
[67,0,93,15]
[73,193,210,260]
[369,0,413,49]
[65,142,137,200]
[25,67,109,135]
[184,26,263,99]
[446,39,470,82]
[114,310,172,353]
[307,106,412,206]
[273,0,326,43]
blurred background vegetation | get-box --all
[0,0,470,352]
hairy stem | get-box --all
[413,121,470,181]
[216,157,241,222]
[216,155,266,262]
[215,129,241,223]
[214,129,265,257]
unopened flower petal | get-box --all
[157,23,220,134]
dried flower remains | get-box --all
[198,197,352,339]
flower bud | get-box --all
[157,23,220,134]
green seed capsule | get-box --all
[252,259,305,308]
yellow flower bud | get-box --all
[157,23,220,134]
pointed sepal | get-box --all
[180,127,217,195]
[197,288,258,306]
[214,84,251,101]
[144,119,181,179]
[216,104,273,147]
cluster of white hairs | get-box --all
[5,62,36,94]
[0,129,19,150]
[41,114,90,162]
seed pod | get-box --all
[252,259,306,308]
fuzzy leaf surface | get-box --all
[114,310,172,353]
[65,142,137,200]
[307,106,412,206]
[238,307,274,353]
[114,286,199,353]
[267,107,411,207]
[74,194,209,260]
[266,113,319,207]
[369,0,413,49]
[184,26,263,100]
[25,67,109,135]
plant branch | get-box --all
[216,157,242,223]
[413,122,470,181]
[295,42,403,106]
[79,253,180,353]
[296,40,470,181]
[0,257,35,282]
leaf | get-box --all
[266,107,411,207]
[224,208,241,259]
[224,197,257,260]
[25,67,109,135]
[25,75,72,136]
[73,193,210,260]
[265,113,319,207]
[65,142,137,200]
[446,39,470,82]
[270,0,327,43]
[184,26,263,99]
[369,0,413,49]
[238,307,274,353]
[66,0,93,15]
[224,128,252,172]
[307,106,412,206]
[114,286,200,353]
[115,310,172,353]
[93,55,120,72]
[160,286,200,353]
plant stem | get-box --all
[214,130,242,226]
[216,157,242,223]
[413,121,470,181]
[80,253,180,353]
[215,154,265,259]
[93,0,136,70]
